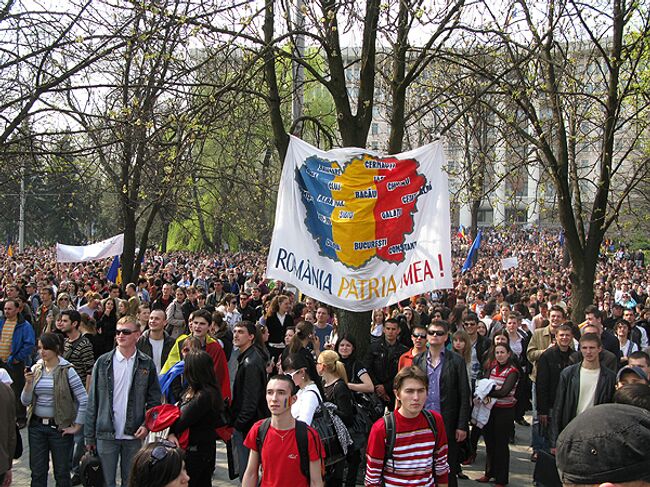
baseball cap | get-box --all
[556,404,650,484]
[616,365,649,383]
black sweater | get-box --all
[171,387,222,447]
[323,378,355,427]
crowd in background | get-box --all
[0,227,650,487]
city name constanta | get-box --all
[274,248,439,300]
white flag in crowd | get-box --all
[56,233,125,263]
[266,136,453,312]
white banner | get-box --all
[56,234,124,263]
[501,257,519,270]
[266,136,453,312]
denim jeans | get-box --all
[96,438,142,487]
[232,429,249,481]
[29,420,74,487]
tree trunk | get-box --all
[470,199,481,239]
[161,220,169,253]
[337,309,373,359]
[569,257,596,325]
[121,202,137,285]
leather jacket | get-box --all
[231,345,269,434]
[412,348,471,433]
[551,363,615,446]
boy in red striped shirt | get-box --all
[365,366,449,487]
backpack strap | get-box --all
[295,420,311,483]
[255,418,272,462]
[421,409,438,443]
[382,411,438,484]
[382,412,396,480]
[257,418,316,483]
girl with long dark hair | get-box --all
[167,350,224,487]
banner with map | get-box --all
[266,136,452,311]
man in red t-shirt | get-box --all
[243,375,323,487]
[365,366,450,487]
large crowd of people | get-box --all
[0,227,649,487]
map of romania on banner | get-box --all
[266,136,453,311]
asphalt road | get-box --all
[12,417,535,486]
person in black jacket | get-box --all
[168,350,223,487]
[413,320,471,487]
[534,324,574,456]
[552,333,616,447]
[231,321,269,479]
[364,318,408,412]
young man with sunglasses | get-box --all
[398,323,428,370]
[85,315,162,487]
[242,375,323,487]
[412,320,470,487]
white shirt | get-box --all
[577,367,600,415]
[112,348,136,439]
[149,337,164,373]
[292,383,321,425]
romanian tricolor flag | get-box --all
[457,225,466,240]
[7,245,13,257]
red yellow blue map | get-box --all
[297,153,427,269]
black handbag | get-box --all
[355,391,385,421]
[349,400,372,450]
[308,390,351,466]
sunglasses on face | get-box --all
[427,330,447,337]
[464,321,477,326]
[411,333,426,339]
[115,328,136,336]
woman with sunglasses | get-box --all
[128,440,189,487]
[56,293,74,311]
[167,350,224,487]
[282,353,322,425]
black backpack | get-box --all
[382,410,438,474]
[256,418,323,482]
